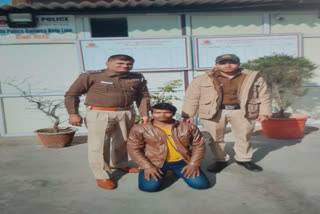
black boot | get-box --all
[207,161,229,173]
[236,161,263,172]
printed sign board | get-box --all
[79,37,191,72]
[194,34,301,70]
[0,0,11,6]
[0,15,75,42]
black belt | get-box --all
[220,104,240,110]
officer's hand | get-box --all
[183,117,194,124]
[141,116,150,124]
[144,167,163,181]
[256,115,269,123]
[68,114,83,126]
[181,165,200,178]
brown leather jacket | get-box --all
[127,120,205,169]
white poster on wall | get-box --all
[79,37,191,72]
[194,34,301,70]
[0,15,76,43]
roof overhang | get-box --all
[1,0,320,14]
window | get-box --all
[90,18,128,37]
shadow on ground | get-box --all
[70,135,87,146]
[252,125,319,162]
[201,125,319,164]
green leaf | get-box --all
[242,54,316,113]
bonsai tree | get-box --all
[5,79,69,133]
[241,55,316,118]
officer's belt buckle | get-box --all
[224,105,238,110]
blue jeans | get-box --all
[138,160,209,192]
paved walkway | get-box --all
[1,125,320,214]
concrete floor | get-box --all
[1,125,320,214]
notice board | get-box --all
[194,34,301,70]
[78,37,191,72]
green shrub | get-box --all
[242,55,316,118]
[135,79,182,123]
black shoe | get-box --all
[207,161,229,173]
[236,161,263,172]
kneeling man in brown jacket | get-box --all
[127,103,209,192]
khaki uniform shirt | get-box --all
[212,70,246,105]
[64,70,150,116]
[182,69,272,120]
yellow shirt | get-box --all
[159,127,183,162]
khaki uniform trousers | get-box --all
[200,109,255,162]
[85,107,136,179]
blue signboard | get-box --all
[0,0,11,6]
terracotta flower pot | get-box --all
[261,113,309,139]
[34,127,78,148]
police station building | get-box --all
[1,0,320,136]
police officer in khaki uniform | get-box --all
[182,54,271,173]
[65,54,150,189]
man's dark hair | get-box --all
[107,54,135,63]
[151,103,177,114]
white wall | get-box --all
[1,44,81,93]
[0,43,87,135]
[191,14,264,36]
[303,38,320,84]
[128,15,181,37]
[271,13,320,35]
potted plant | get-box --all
[6,80,78,148]
[135,79,182,123]
[150,79,182,106]
[242,55,316,139]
